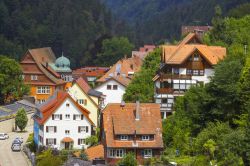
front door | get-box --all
[65,142,70,149]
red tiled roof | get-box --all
[62,137,74,142]
[35,91,94,126]
[102,103,163,148]
[97,56,143,82]
[85,144,104,160]
[73,67,109,77]
[76,77,91,94]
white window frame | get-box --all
[48,126,55,133]
[37,86,50,94]
[142,135,150,141]
[79,138,86,145]
[75,114,81,120]
[47,138,55,145]
[193,54,199,61]
[108,149,125,158]
[79,126,88,133]
[54,114,60,120]
[120,135,128,140]
[193,70,199,76]
[143,149,152,158]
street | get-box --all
[0,125,33,166]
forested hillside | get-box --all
[103,0,250,44]
[0,0,112,67]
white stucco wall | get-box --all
[95,80,126,106]
[192,68,214,84]
[42,98,92,150]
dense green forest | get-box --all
[103,0,250,44]
[0,0,114,67]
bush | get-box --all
[118,152,137,166]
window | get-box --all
[46,138,56,145]
[78,139,86,145]
[78,99,84,105]
[143,149,152,158]
[108,149,125,158]
[162,98,168,104]
[66,103,70,107]
[193,70,199,76]
[173,68,179,75]
[37,99,46,104]
[199,70,204,75]
[52,114,62,120]
[78,126,89,133]
[107,85,112,90]
[65,114,70,120]
[186,69,192,75]
[120,135,128,140]
[31,75,38,80]
[65,130,70,135]
[74,114,82,120]
[113,85,118,90]
[194,54,199,61]
[37,86,50,94]
[142,135,150,141]
[46,126,56,133]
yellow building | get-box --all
[68,77,104,127]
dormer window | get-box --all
[31,75,38,80]
[142,135,150,141]
[120,135,128,140]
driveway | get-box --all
[0,125,33,166]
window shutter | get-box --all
[73,115,76,120]
[81,115,84,120]
[46,126,48,133]
[78,126,80,133]
[86,126,89,133]
[78,139,80,145]
[60,114,62,120]
[52,114,54,120]
[54,139,56,145]
[54,126,57,133]
[46,139,48,145]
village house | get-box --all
[95,76,131,106]
[153,33,226,118]
[132,45,156,60]
[20,47,72,104]
[96,56,142,83]
[101,102,164,165]
[181,25,212,39]
[68,77,104,126]
[72,67,109,83]
[33,91,94,150]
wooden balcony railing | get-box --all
[156,88,174,94]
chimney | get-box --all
[135,101,140,121]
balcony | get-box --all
[159,74,192,80]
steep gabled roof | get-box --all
[102,103,163,148]
[34,91,94,125]
[21,47,65,85]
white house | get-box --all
[94,76,131,106]
[33,91,95,150]
[153,33,226,119]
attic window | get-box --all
[66,103,70,107]
[194,54,199,61]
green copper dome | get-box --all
[55,55,70,68]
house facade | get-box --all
[20,47,67,104]
[33,91,94,150]
[68,77,104,127]
[95,76,131,106]
[101,102,164,165]
[153,33,226,118]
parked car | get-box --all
[12,138,23,145]
[15,137,23,143]
[11,143,21,151]
[4,133,9,139]
[0,133,6,140]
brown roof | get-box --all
[72,67,109,77]
[161,33,226,65]
[22,47,65,85]
[102,103,163,148]
[75,77,91,94]
[62,137,74,142]
[85,144,104,160]
[34,91,94,126]
[97,56,143,82]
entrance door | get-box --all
[65,142,70,149]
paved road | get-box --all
[0,126,33,166]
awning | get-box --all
[62,137,74,143]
